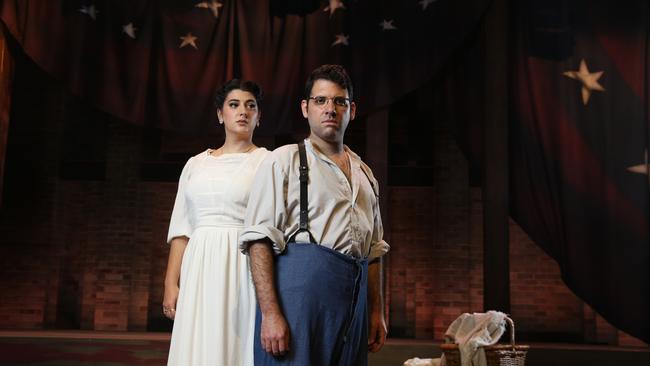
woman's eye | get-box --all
[246,103,257,109]
[229,102,239,108]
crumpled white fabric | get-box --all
[403,357,441,366]
[441,311,507,366]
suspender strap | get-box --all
[298,141,309,231]
[288,141,317,244]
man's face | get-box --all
[301,79,356,144]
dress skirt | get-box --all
[167,225,255,366]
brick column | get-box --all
[93,120,140,330]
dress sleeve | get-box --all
[166,157,194,243]
[239,153,288,254]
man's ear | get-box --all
[301,100,309,118]
[349,101,357,121]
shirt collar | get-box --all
[304,138,360,166]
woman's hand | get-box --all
[163,237,188,320]
[163,284,179,320]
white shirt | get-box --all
[239,139,389,260]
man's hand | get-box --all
[367,258,386,352]
[261,311,291,356]
[367,307,387,352]
[249,240,290,356]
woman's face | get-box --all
[217,89,260,138]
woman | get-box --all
[163,79,269,365]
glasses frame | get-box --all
[308,96,351,108]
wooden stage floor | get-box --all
[0,331,648,366]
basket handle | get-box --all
[505,316,516,348]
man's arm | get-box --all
[367,257,387,352]
[249,239,291,356]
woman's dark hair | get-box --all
[304,64,353,101]
[215,79,263,109]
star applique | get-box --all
[380,19,397,31]
[79,4,99,20]
[324,0,346,17]
[195,0,223,18]
[563,59,606,105]
[122,23,137,39]
[179,32,198,49]
[627,150,649,183]
[332,34,349,47]
[419,0,436,10]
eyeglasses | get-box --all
[308,96,350,107]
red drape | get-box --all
[0,0,490,134]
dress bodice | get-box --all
[167,148,269,242]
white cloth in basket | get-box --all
[403,357,441,366]
[442,311,507,366]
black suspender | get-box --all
[298,141,309,232]
[287,141,317,244]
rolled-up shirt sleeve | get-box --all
[367,181,390,260]
[239,154,288,254]
[368,203,390,261]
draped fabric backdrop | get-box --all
[0,0,489,134]
[511,0,650,343]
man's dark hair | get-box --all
[304,64,353,101]
[215,79,263,109]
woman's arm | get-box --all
[163,236,189,320]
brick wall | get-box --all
[387,186,435,338]
[383,124,647,346]
[0,72,646,346]
[0,110,178,331]
[386,123,482,341]
[509,218,583,338]
[1,120,646,346]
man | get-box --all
[239,64,389,365]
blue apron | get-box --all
[254,142,370,366]
[254,243,368,366]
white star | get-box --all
[332,34,349,47]
[324,0,346,18]
[122,23,137,39]
[79,4,99,20]
[627,150,649,183]
[563,59,606,105]
[195,0,223,18]
[419,0,436,10]
[179,32,198,50]
[380,19,397,31]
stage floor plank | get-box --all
[1,332,648,366]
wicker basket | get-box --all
[439,316,529,366]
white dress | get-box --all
[166,148,269,366]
